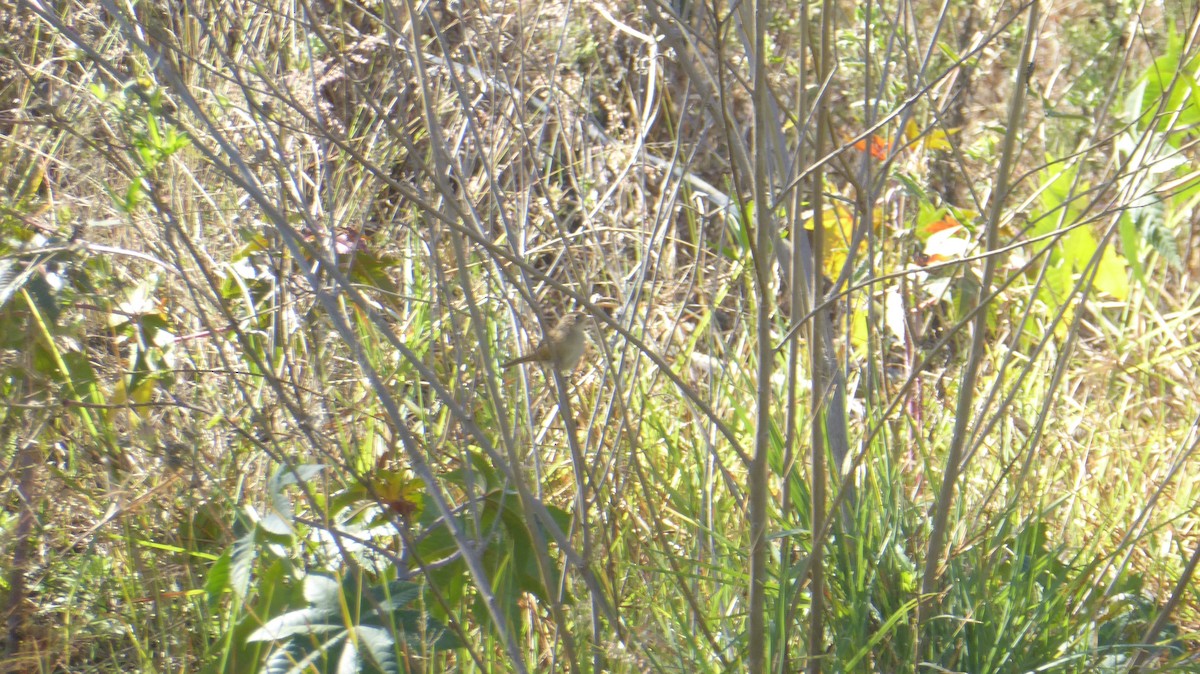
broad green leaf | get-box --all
[248,571,458,673]
[1118,212,1146,287]
[1092,244,1129,301]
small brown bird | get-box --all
[501,312,587,370]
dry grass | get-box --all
[2,0,1199,671]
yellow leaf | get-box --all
[904,119,961,151]
[802,204,881,277]
[1093,245,1129,301]
[850,305,869,352]
[923,127,960,151]
[905,119,921,142]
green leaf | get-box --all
[1042,261,1073,314]
[1061,220,1104,286]
[1092,243,1129,301]
[249,572,459,673]
[248,607,342,642]
[228,531,258,600]
[1118,212,1146,287]
[1137,29,1200,135]
[205,547,233,600]
[270,463,329,491]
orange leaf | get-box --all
[923,214,960,235]
[852,134,891,160]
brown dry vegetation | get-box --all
[2,0,1200,672]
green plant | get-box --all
[248,572,460,674]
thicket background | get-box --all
[2,0,1199,672]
